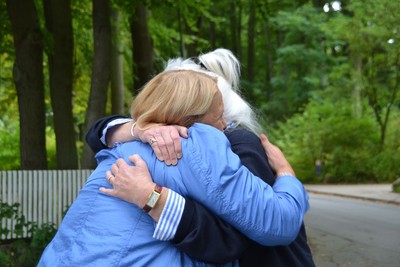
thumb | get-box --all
[260,133,273,155]
[260,133,270,144]
[177,126,189,138]
[128,154,147,168]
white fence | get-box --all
[0,170,93,240]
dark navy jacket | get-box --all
[86,115,315,267]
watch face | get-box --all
[147,192,161,208]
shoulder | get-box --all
[187,123,230,148]
[225,127,263,154]
[189,123,227,137]
[225,127,276,185]
[183,123,241,175]
[95,141,152,164]
[225,127,260,144]
[185,123,234,161]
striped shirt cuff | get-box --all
[153,189,185,241]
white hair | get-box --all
[198,48,241,93]
[163,49,262,135]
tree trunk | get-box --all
[111,8,124,114]
[352,57,362,118]
[81,0,112,168]
[6,0,47,169]
[177,6,185,58]
[246,0,256,83]
[209,21,216,49]
[43,0,78,169]
[237,2,243,60]
[185,17,201,58]
[229,1,238,56]
[263,20,273,100]
[130,3,154,95]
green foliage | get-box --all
[0,250,10,267]
[45,126,57,169]
[269,99,400,184]
[0,201,57,266]
[267,4,336,120]
[0,0,13,55]
[327,0,400,147]
[0,202,32,240]
[149,0,217,59]
[0,120,20,170]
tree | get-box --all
[43,0,78,169]
[267,4,332,120]
[246,0,256,83]
[110,8,125,114]
[81,0,112,168]
[331,0,400,148]
[6,0,47,169]
[130,3,154,94]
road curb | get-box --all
[306,189,400,206]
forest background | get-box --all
[0,0,399,184]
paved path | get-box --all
[305,184,400,205]
[304,184,400,267]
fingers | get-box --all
[156,132,176,165]
[169,128,183,160]
[128,154,148,169]
[99,186,114,195]
[100,154,154,205]
[108,158,130,185]
[142,125,186,166]
[149,134,170,163]
[260,133,295,177]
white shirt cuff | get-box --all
[100,118,133,146]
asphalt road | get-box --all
[304,193,400,267]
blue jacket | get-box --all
[174,128,315,266]
[39,123,309,266]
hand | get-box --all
[137,125,188,166]
[260,133,295,177]
[100,155,155,208]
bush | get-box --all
[268,99,398,184]
[0,201,57,266]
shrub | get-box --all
[0,201,57,266]
[268,99,397,184]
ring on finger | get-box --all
[149,138,157,145]
[107,175,113,183]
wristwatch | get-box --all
[143,184,162,213]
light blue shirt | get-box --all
[38,123,309,267]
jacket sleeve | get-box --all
[180,124,309,246]
[85,115,130,153]
[172,128,278,263]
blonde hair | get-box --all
[131,70,219,130]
